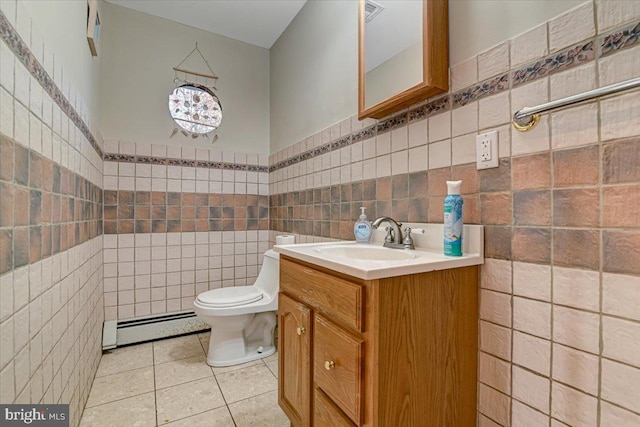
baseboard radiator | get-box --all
[102,311,208,349]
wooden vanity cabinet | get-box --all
[278,255,478,427]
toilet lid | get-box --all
[196,287,264,308]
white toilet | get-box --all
[193,249,279,367]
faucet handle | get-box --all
[403,227,413,241]
[402,227,415,249]
[384,226,395,243]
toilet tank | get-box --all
[252,249,280,298]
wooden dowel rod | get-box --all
[173,67,218,80]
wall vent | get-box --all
[365,0,385,23]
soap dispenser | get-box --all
[354,207,372,243]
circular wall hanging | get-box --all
[168,83,222,136]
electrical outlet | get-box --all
[476,131,499,170]
[480,140,491,161]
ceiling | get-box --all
[105,0,307,49]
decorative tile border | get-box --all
[452,73,509,108]
[408,95,450,123]
[271,19,640,173]
[313,143,331,157]
[330,135,352,150]
[270,38,604,172]
[376,114,407,134]
[600,20,640,57]
[0,11,103,158]
[270,154,302,173]
[270,95,450,173]
[351,124,377,143]
[512,40,595,87]
[105,153,136,163]
[103,153,269,173]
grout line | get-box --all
[512,397,551,424]
[225,388,280,407]
[209,361,236,427]
[94,362,155,380]
[509,237,516,426]
[157,404,230,427]
[83,390,155,411]
[152,340,159,427]
[596,44,605,426]
[600,398,640,418]
[547,71,556,421]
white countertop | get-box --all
[273,223,484,280]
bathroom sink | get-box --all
[315,244,417,261]
[274,223,484,280]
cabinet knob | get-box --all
[296,326,306,336]
[324,360,335,370]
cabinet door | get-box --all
[278,293,312,427]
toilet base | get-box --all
[207,344,276,367]
[203,311,277,367]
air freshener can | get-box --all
[444,181,463,256]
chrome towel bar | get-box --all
[512,77,640,132]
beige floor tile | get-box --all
[153,335,205,364]
[96,343,154,377]
[228,390,289,427]
[211,359,263,376]
[198,333,210,354]
[86,366,154,408]
[165,407,234,427]
[80,392,156,427]
[84,339,289,427]
[156,377,226,425]
[216,364,278,403]
[155,355,213,390]
[197,331,210,341]
[265,360,278,378]
[262,351,278,364]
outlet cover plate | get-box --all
[476,130,499,170]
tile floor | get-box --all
[80,331,288,426]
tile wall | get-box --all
[102,230,270,321]
[102,142,270,320]
[0,3,104,426]
[269,1,640,425]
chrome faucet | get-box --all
[371,217,415,250]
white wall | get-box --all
[270,0,358,153]
[449,0,584,64]
[22,0,103,135]
[270,0,584,152]
[365,41,422,108]
[101,3,270,154]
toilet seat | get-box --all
[196,287,264,308]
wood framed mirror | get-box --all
[358,0,449,120]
